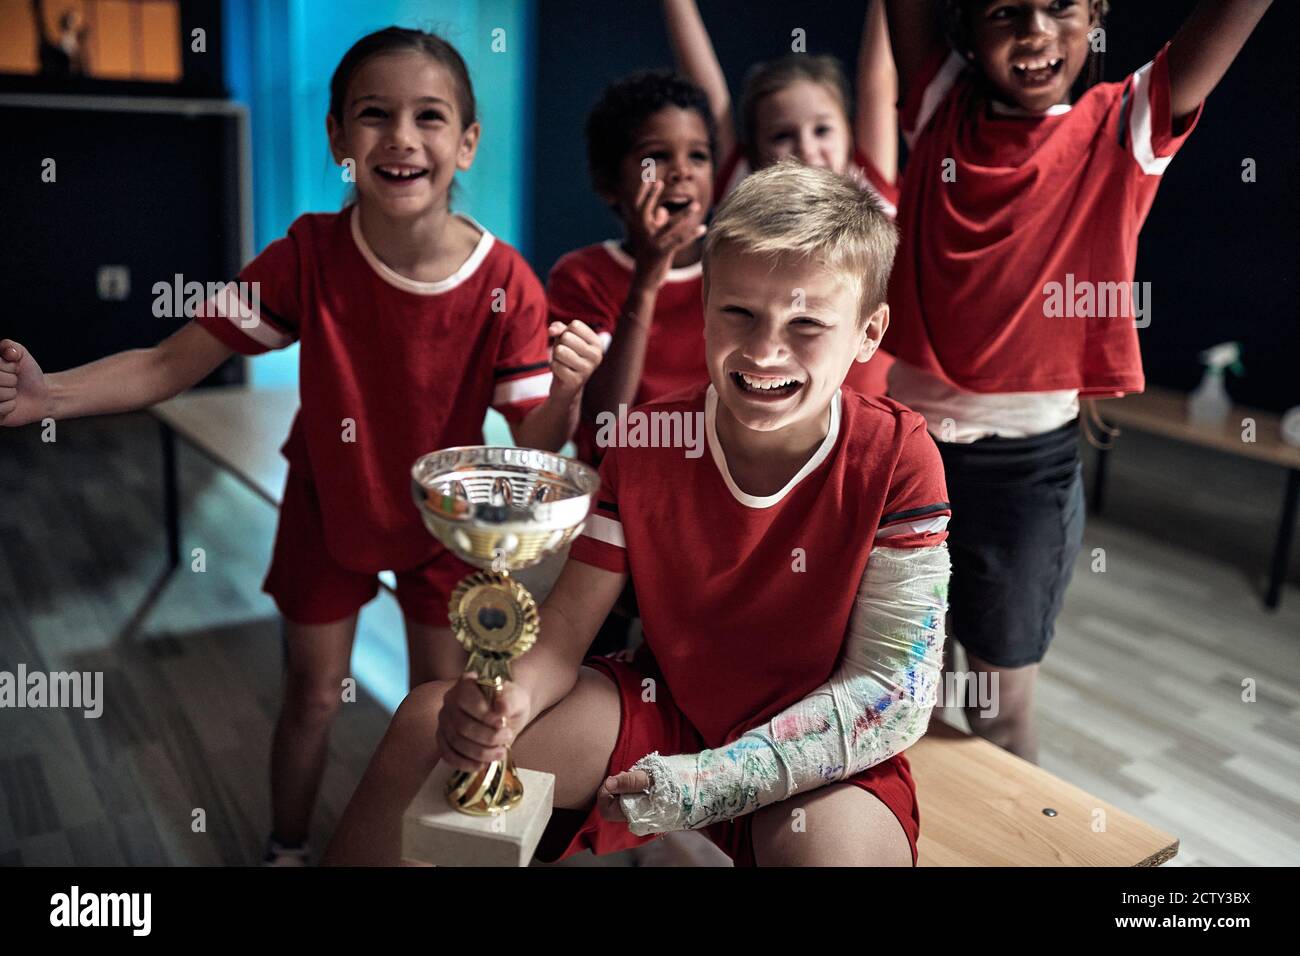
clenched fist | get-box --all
[0,340,50,428]
[547,319,603,401]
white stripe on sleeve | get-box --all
[492,371,553,407]
[211,282,293,350]
[583,513,625,548]
[1127,60,1171,176]
[876,514,950,540]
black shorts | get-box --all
[936,419,1085,668]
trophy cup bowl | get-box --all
[411,446,599,818]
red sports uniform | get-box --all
[536,383,951,866]
[885,44,1202,397]
[546,241,709,463]
[196,207,553,625]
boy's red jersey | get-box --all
[569,383,950,748]
[885,44,1202,397]
[196,207,553,572]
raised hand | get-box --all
[548,319,604,400]
[627,177,706,291]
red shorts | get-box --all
[262,466,472,627]
[534,651,920,867]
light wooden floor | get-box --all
[0,413,1296,866]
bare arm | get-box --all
[855,0,900,184]
[662,0,736,162]
[885,0,945,110]
[581,281,659,420]
[512,390,582,452]
[1166,0,1272,121]
[513,559,629,715]
[0,321,235,427]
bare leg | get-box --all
[750,782,912,867]
[323,666,621,866]
[962,650,1040,763]
[270,613,358,846]
[402,614,465,687]
[509,666,621,809]
[322,678,454,866]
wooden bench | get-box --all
[150,385,1178,867]
[910,720,1176,866]
[1092,385,1300,608]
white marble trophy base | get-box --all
[402,762,556,867]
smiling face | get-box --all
[704,244,886,437]
[603,106,713,234]
[752,80,853,173]
[326,51,479,220]
[967,0,1099,112]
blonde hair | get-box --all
[703,160,897,325]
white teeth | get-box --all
[1013,58,1060,73]
[379,165,424,178]
[738,372,799,391]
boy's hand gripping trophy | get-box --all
[411,446,599,815]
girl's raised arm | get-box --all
[1166,0,1272,121]
[1,322,235,427]
[884,0,945,108]
[661,0,736,162]
[855,0,899,185]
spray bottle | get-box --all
[1187,341,1244,426]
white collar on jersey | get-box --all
[704,383,842,510]
[602,240,703,283]
[349,204,495,295]
[988,99,1073,118]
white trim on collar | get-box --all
[989,99,1073,118]
[350,204,495,295]
[601,240,702,282]
[704,384,841,509]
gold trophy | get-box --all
[411,446,599,817]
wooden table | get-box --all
[151,386,299,571]
[1092,385,1300,608]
